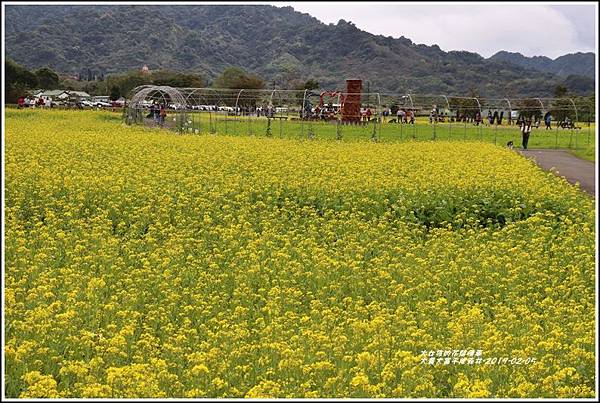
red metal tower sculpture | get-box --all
[341,79,362,123]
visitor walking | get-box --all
[159,104,166,125]
[520,118,532,150]
[153,103,160,124]
[544,112,552,130]
[430,107,437,124]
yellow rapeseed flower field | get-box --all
[4,109,595,398]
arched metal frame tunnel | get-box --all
[124,85,594,148]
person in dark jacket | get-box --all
[544,112,552,130]
[492,110,499,125]
[159,104,167,125]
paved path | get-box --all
[519,149,595,196]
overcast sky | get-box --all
[268,2,597,59]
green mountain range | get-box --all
[4,4,595,97]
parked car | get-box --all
[197,105,217,111]
[79,100,94,107]
[95,101,113,108]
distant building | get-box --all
[68,91,92,100]
[34,90,70,102]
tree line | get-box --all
[5,58,592,121]
[6,58,60,102]
[5,58,323,105]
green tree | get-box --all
[109,85,121,101]
[516,99,543,120]
[35,67,59,90]
[112,71,153,98]
[5,58,38,102]
[550,98,572,122]
[151,70,204,87]
[6,58,38,88]
[212,67,264,108]
[304,79,319,91]
[293,79,319,91]
[212,67,265,90]
[292,79,320,105]
[554,85,568,98]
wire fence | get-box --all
[124,86,596,150]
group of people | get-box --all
[394,108,415,124]
[147,103,167,125]
[309,104,339,120]
[361,108,373,122]
[17,96,51,108]
[394,106,504,125]
[486,110,506,125]
[256,106,276,118]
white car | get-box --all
[80,100,94,107]
[95,101,113,107]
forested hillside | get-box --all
[489,51,595,79]
[5,4,595,97]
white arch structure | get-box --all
[129,85,188,108]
